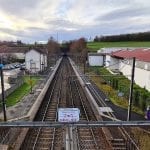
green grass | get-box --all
[87,41,150,52]
[86,66,149,115]
[6,76,40,107]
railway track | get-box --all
[82,75,139,150]
[20,57,112,149]
[21,59,66,149]
[67,61,111,149]
[0,57,143,149]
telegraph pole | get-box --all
[127,57,136,121]
[30,60,33,94]
[0,64,7,121]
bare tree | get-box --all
[47,37,60,54]
[70,38,86,53]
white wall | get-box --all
[105,55,111,67]
[107,57,120,70]
[119,61,150,91]
[40,54,47,70]
[44,55,47,67]
[88,56,103,66]
[25,49,41,73]
[25,49,47,73]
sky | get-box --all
[0,0,150,43]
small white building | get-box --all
[25,48,47,73]
[88,53,105,66]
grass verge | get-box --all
[86,67,144,115]
[6,76,40,107]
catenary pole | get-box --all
[127,57,136,121]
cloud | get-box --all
[0,0,150,42]
[99,6,150,21]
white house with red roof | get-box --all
[106,48,150,91]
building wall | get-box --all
[119,61,150,91]
[40,54,47,71]
[25,49,41,73]
[105,55,111,67]
[44,55,47,67]
[25,49,47,73]
[88,55,103,66]
[107,56,120,70]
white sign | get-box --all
[58,108,80,122]
[99,107,113,113]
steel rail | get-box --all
[68,76,80,150]
[32,69,59,150]
[32,64,63,150]
[80,70,140,149]
[50,67,64,150]
[67,63,77,150]
[74,80,99,149]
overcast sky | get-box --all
[0,0,150,43]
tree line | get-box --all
[94,31,150,42]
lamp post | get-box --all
[0,64,7,121]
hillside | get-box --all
[87,41,150,52]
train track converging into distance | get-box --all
[20,57,111,150]
[0,56,143,150]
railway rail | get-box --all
[21,59,65,149]
[80,73,140,149]
[0,56,145,149]
[21,57,112,150]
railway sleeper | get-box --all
[80,143,99,150]
[111,138,127,150]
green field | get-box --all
[87,41,150,52]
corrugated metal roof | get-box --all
[111,48,150,62]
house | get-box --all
[25,48,47,73]
[88,53,105,66]
[106,48,150,91]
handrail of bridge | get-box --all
[0,121,149,127]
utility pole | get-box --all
[0,64,7,121]
[127,57,136,121]
[30,59,33,94]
